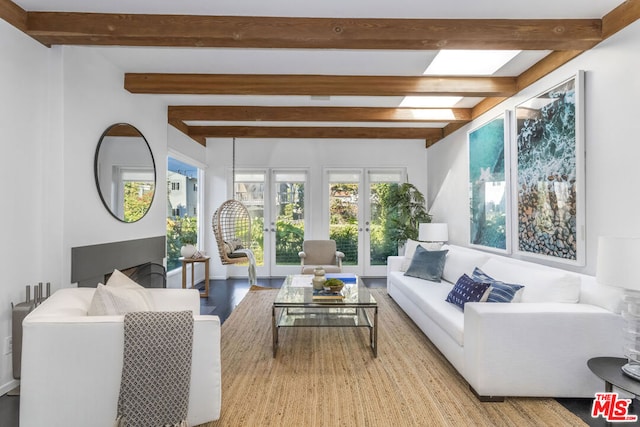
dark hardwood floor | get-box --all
[0,277,627,426]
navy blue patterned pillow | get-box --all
[472,267,524,303]
[445,274,490,310]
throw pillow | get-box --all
[441,247,490,284]
[88,269,155,315]
[401,239,421,271]
[88,283,153,316]
[445,274,491,310]
[404,246,448,282]
[479,258,579,303]
[106,269,144,289]
[472,267,524,303]
[401,239,447,271]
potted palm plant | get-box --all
[388,182,432,247]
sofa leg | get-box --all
[469,385,505,402]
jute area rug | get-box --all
[198,288,586,427]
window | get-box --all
[167,157,201,271]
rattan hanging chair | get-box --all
[212,199,252,265]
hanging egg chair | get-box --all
[211,199,252,265]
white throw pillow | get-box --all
[87,269,155,315]
[108,269,155,308]
[88,283,153,315]
[441,247,491,284]
[480,258,580,303]
[106,269,143,289]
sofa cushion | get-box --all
[441,246,491,284]
[404,246,448,282]
[401,239,444,271]
[472,267,525,303]
[579,275,624,314]
[389,271,464,345]
[480,258,580,303]
[445,274,491,310]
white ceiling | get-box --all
[10,0,627,131]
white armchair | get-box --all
[298,239,345,274]
[19,287,221,427]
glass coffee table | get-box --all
[272,275,378,357]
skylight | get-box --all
[423,50,521,76]
[399,96,463,108]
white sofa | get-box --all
[20,287,221,427]
[387,244,625,400]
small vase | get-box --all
[312,266,326,290]
[181,244,197,258]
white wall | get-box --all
[205,137,428,277]
[61,47,168,286]
[0,31,171,392]
[427,20,640,275]
[0,20,59,394]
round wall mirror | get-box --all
[94,123,156,222]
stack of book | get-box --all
[312,289,344,300]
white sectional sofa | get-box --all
[387,244,625,400]
[20,287,221,427]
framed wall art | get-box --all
[468,112,510,253]
[513,71,585,265]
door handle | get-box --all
[271,228,276,232]
[264,228,269,232]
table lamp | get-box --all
[596,236,640,380]
[418,223,449,247]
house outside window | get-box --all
[167,157,200,271]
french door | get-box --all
[229,169,308,277]
[326,168,405,276]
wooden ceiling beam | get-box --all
[602,0,640,40]
[25,13,602,50]
[168,105,471,123]
[169,119,206,146]
[0,0,27,32]
[469,50,585,121]
[467,0,640,123]
[188,125,444,141]
[125,73,517,97]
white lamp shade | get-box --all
[419,223,449,242]
[596,236,640,290]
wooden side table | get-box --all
[180,256,210,298]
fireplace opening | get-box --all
[105,262,166,288]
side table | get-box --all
[180,256,210,298]
[588,357,640,395]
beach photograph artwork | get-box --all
[515,76,579,261]
[468,114,508,251]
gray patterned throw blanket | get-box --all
[115,311,194,427]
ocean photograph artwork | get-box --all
[515,77,577,260]
[468,115,507,250]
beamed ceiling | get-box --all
[2,0,640,147]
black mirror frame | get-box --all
[94,123,157,223]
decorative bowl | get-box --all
[324,278,344,293]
